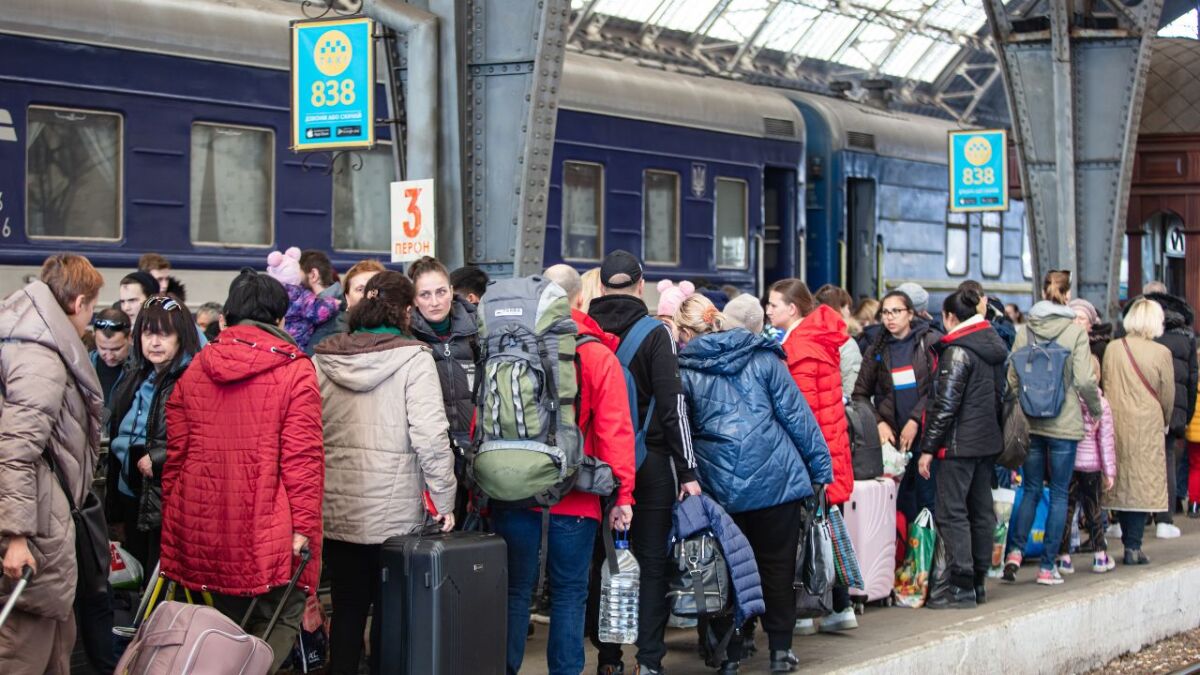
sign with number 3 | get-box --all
[391,179,435,262]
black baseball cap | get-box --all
[600,250,643,289]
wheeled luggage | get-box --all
[113,549,310,675]
[378,531,508,675]
[843,478,897,604]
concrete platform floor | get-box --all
[524,515,1200,674]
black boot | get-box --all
[718,661,740,675]
[927,584,977,609]
[769,649,799,673]
[973,571,987,605]
[1189,502,1200,519]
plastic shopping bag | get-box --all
[989,488,1015,578]
[928,535,952,605]
[1008,486,1050,559]
[893,508,936,608]
[795,493,835,618]
[109,542,143,591]
[827,506,864,590]
[881,442,909,479]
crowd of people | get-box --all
[0,246,1195,675]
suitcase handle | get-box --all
[241,546,311,641]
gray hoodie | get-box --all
[1007,300,1102,440]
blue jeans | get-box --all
[1011,435,1077,569]
[492,509,598,675]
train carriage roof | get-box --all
[779,90,963,166]
[2,0,803,142]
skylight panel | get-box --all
[795,13,863,60]
[880,33,935,77]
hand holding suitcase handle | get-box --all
[240,546,311,641]
[0,566,34,631]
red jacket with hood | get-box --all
[781,305,853,505]
[545,310,637,521]
[161,323,324,596]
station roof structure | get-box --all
[567,0,1200,126]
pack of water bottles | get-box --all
[598,529,640,644]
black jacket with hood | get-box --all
[588,294,698,484]
[410,297,480,446]
[920,316,1009,459]
[1124,292,1198,438]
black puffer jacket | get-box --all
[1131,292,1198,437]
[410,297,480,445]
[920,318,1009,459]
[852,320,942,432]
[105,361,187,531]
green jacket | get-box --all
[1006,301,1102,441]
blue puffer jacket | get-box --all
[670,494,765,625]
[679,329,834,514]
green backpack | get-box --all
[470,276,613,507]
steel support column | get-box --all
[984,0,1164,316]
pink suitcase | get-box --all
[843,478,897,604]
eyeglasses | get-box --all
[93,318,129,331]
[880,308,910,318]
[143,296,181,312]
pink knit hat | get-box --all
[657,279,695,318]
[266,246,303,287]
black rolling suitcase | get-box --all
[379,531,508,674]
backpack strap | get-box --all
[616,317,662,469]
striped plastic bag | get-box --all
[827,506,864,590]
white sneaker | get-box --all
[819,607,859,633]
[1156,522,1182,539]
[794,618,817,635]
[1106,523,1122,540]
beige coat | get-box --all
[315,333,456,544]
[1103,336,1175,512]
[0,281,103,621]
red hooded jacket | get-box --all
[544,310,637,521]
[781,305,853,505]
[161,324,324,596]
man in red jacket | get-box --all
[160,269,324,672]
[488,264,636,675]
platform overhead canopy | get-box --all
[568,0,1199,124]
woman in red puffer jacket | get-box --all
[766,278,857,635]
[161,270,324,673]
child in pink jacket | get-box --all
[1056,368,1117,574]
[265,247,339,352]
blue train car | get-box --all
[0,0,396,303]
[547,55,806,295]
[783,91,1034,307]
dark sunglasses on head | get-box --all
[93,318,129,331]
[143,296,181,311]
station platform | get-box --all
[526,516,1200,674]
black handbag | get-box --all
[795,487,834,618]
[44,449,110,595]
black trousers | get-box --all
[75,583,116,674]
[591,451,676,670]
[1059,471,1108,555]
[712,499,803,660]
[324,539,382,675]
[933,457,996,588]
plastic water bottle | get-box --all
[598,531,640,644]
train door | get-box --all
[762,167,798,291]
[845,178,879,300]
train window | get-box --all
[715,178,748,269]
[945,211,968,276]
[561,161,604,261]
[189,122,274,247]
[980,212,1002,278]
[25,106,122,241]
[643,170,679,265]
[333,145,393,251]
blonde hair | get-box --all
[674,295,728,344]
[1123,297,1165,340]
[853,298,880,328]
[1042,270,1072,305]
[579,268,602,314]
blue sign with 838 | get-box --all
[291,17,375,151]
[948,129,1008,213]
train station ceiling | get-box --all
[567,0,1200,125]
